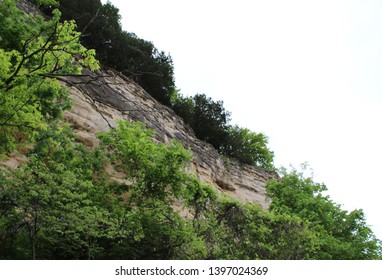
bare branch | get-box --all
[81,8,100,35]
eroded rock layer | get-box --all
[63,69,277,208]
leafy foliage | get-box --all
[0,0,99,154]
[0,121,205,259]
[173,94,274,168]
[184,191,318,260]
[221,125,274,169]
[107,31,176,106]
[0,121,380,259]
[98,120,193,204]
[173,93,230,150]
[58,0,176,106]
[266,166,382,259]
[0,124,114,259]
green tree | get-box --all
[172,93,195,127]
[0,120,207,260]
[0,124,114,259]
[173,94,274,169]
[97,120,206,259]
[98,120,193,204]
[2,118,379,259]
[59,0,121,64]
[266,166,382,259]
[192,94,230,150]
[0,0,99,154]
[185,191,317,260]
[58,0,176,106]
[220,125,274,169]
[173,93,230,150]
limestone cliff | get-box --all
[62,69,277,209]
[5,0,277,209]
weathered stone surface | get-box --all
[63,69,277,208]
[9,0,277,208]
[0,0,275,211]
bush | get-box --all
[221,125,274,169]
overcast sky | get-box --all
[102,0,382,239]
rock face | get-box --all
[63,69,277,209]
[8,0,277,209]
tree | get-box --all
[97,120,206,259]
[98,120,193,204]
[220,125,274,169]
[0,124,114,259]
[59,0,121,64]
[1,120,380,259]
[58,0,176,106]
[192,94,231,150]
[172,93,195,126]
[173,93,230,150]
[266,166,382,259]
[184,190,317,260]
[173,93,275,169]
[0,0,99,154]
[0,120,204,260]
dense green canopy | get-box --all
[0,0,98,153]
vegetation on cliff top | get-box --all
[56,0,274,169]
[0,0,381,259]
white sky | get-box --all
[102,0,382,240]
